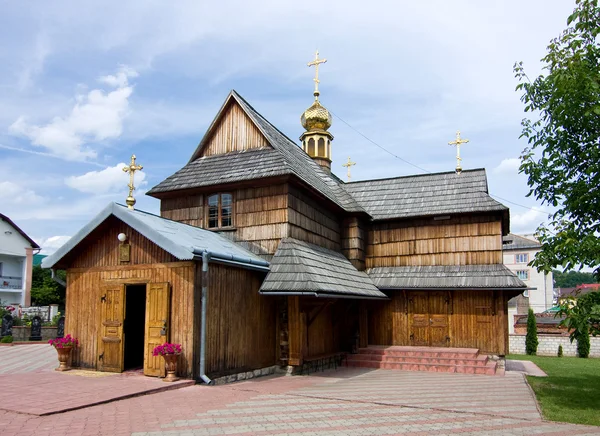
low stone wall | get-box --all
[11,326,57,342]
[211,365,279,385]
[509,334,600,357]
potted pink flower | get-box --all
[153,343,182,382]
[48,334,78,371]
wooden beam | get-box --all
[288,296,303,366]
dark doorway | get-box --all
[124,284,146,370]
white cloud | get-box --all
[0,181,46,205]
[511,207,548,233]
[37,235,71,255]
[65,162,146,194]
[494,158,521,174]
[9,66,137,161]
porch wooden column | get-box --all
[359,303,368,348]
[288,296,304,366]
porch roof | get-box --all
[366,264,527,290]
[42,202,269,271]
[259,238,387,299]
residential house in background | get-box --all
[503,233,554,333]
[0,213,40,306]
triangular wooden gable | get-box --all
[189,92,272,161]
[59,216,178,269]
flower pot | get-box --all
[162,354,179,382]
[55,346,72,371]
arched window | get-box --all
[318,138,325,157]
[207,193,233,228]
[308,138,315,156]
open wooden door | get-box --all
[98,284,125,372]
[144,282,171,376]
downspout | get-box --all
[199,251,212,385]
[51,269,66,287]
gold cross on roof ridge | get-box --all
[307,50,327,100]
[123,154,143,210]
[342,156,356,182]
[448,130,469,174]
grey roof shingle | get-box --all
[147,91,364,213]
[260,238,387,299]
[344,169,508,220]
[42,202,270,270]
[502,233,541,251]
[367,264,527,290]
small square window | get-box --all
[515,253,529,264]
[516,270,529,280]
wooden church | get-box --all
[43,55,526,380]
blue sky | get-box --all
[0,1,576,253]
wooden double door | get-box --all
[97,282,171,376]
[408,291,450,347]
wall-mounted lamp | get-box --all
[4,231,12,235]
[117,233,130,262]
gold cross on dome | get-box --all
[123,154,143,210]
[342,156,356,182]
[448,130,469,174]
[307,50,327,100]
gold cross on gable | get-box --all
[342,156,356,182]
[307,50,327,99]
[123,154,143,210]
[448,130,469,174]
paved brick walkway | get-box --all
[1,367,599,435]
[0,344,57,374]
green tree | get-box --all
[514,0,600,277]
[526,308,539,355]
[553,270,598,288]
[30,265,65,306]
[577,325,591,357]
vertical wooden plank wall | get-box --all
[65,262,196,377]
[200,102,271,157]
[365,290,508,354]
[203,264,276,377]
[288,185,341,251]
[366,215,503,268]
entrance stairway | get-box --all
[346,346,500,376]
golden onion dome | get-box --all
[301,99,332,131]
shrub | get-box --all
[12,316,23,326]
[525,308,538,355]
[51,312,62,326]
[577,325,590,358]
[558,344,563,357]
[0,335,13,343]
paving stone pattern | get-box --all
[0,344,57,374]
[1,367,599,435]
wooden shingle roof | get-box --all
[344,169,507,221]
[147,91,364,213]
[367,264,527,290]
[260,238,387,299]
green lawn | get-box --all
[507,354,600,426]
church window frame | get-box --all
[317,138,325,157]
[207,193,234,229]
[307,138,315,156]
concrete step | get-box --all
[346,358,498,376]
[346,353,489,367]
[357,346,480,359]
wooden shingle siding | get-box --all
[341,217,366,271]
[366,215,503,268]
[288,185,341,250]
[161,195,204,227]
[201,102,271,156]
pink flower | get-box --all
[152,343,182,356]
